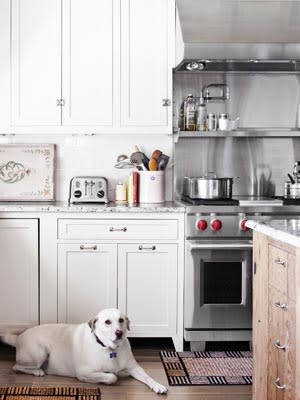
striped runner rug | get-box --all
[160,350,252,386]
[0,387,101,400]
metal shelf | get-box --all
[176,128,300,138]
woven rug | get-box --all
[160,351,252,386]
[0,387,101,400]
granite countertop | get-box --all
[246,219,300,247]
[0,201,185,213]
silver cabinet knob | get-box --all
[138,245,156,251]
[274,340,287,351]
[274,378,286,390]
[274,257,286,267]
[80,245,97,250]
[274,301,287,310]
[56,99,65,106]
[109,227,127,232]
[162,98,171,107]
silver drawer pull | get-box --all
[274,257,286,267]
[274,378,286,390]
[109,227,127,232]
[80,245,97,250]
[274,301,287,310]
[139,245,156,251]
[274,340,287,351]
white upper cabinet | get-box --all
[11,0,62,127]
[120,0,174,133]
[9,0,175,133]
[0,0,10,133]
[62,0,113,127]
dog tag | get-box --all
[110,352,117,359]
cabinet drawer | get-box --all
[269,245,288,294]
[58,219,178,240]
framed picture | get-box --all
[0,144,55,201]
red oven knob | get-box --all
[240,219,250,232]
[211,219,222,231]
[197,219,207,231]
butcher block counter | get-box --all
[246,219,300,400]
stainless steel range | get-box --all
[180,196,300,351]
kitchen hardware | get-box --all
[202,83,230,102]
[274,378,286,391]
[109,227,127,232]
[274,340,287,351]
[183,174,233,199]
[80,245,98,250]
[69,176,108,204]
[138,245,156,250]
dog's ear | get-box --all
[88,318,98,331]
[126,316,130,331]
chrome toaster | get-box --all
[69,176,108,203]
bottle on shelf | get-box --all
[196,95,207,131]
[183,94,196,131]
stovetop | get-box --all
[180,195,300,207]
[181,195,239,206]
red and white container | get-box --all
[138,171,165,203]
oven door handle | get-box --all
[187,242,253,250]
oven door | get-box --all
[184,240,252,331]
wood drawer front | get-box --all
[58,219,178,240]
[269,245,288,294]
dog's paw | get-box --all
[33,369,45,377]
[105,373,118,385]
[151,382,168,394]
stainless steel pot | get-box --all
[285,182,300,199]
[183,175,233,199]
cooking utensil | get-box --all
[183,175,233,199]
[288,173,295,184]
[114,154,134,169]
[157,154,169,171]
[151,149,162,160]
[149,158,158,171]
[130,152,148,170]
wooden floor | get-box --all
[0,342,252,400]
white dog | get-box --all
[1,308,167,394]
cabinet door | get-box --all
[118,243,177,336]
[62,0,114,127]
[120,0,174,132]
[0,219,38,330]
[11,0,61,126]
[0,0,10,133]
[58,243,117,323]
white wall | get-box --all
[0,134,173,202]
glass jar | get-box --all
[218,113,230,131]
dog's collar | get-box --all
[93,332,106,348]
[87,320,117,357]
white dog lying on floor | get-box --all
[1,308,167,394]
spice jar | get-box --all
[218,113,230,131]
[207,113,218,131]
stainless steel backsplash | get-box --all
[175,137,300,198]
[174,72,300,198]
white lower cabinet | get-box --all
[0,219,39,331]
[118,244,178,336]
[57,243,117,323]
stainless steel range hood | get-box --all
[175,0,300,65]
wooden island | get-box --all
[247,219,300,400]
